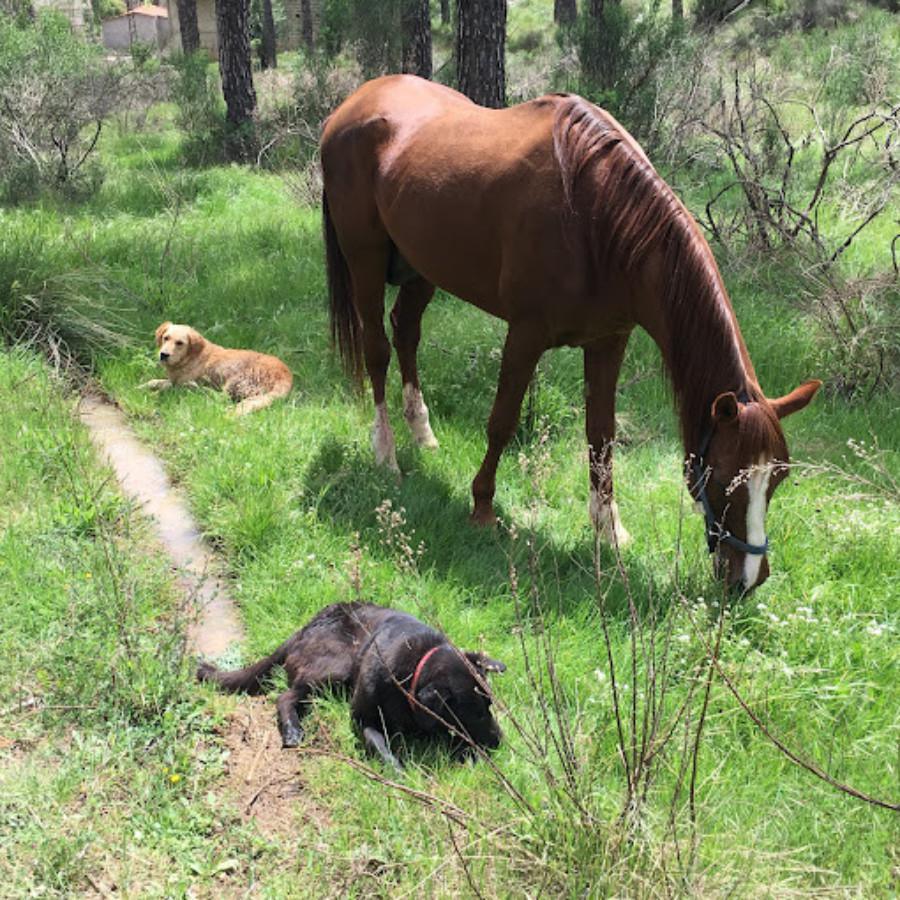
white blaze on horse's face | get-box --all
[742,455,774,590]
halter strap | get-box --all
[689,393,769,558]
[408,644,445,710]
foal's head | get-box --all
[691,380,821,592]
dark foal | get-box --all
[321,75,820,591]
[197,602,505,770]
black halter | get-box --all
[688,400,769,558]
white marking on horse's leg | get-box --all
[402,383,439,449]
[589,489,631,548]
[742,456,772,588]
[372,402,399,473]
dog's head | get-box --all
[155,321,204,367]
[413,648,505,754]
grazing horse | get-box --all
[320,75,820,591]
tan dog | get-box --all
[142,322,292,416]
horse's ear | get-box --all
[154,322,172,347]
[771,380,822,420]
[711,392,739,426]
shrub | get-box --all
[0,222,134,364]
[567,0,684,146]
[169,51,227,166]
[319,0,403,76]
[0,11,127,203]
[253,53,363,169]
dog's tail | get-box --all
[323,189,364,390]
[196,639,291,695]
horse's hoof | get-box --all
[470,508,498,528]
[416,432,439,450]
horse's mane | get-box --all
[551,96,776,455]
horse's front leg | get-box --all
[390,277,439,449]
[584,333,632,547]
[471,325,546,526]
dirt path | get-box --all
[77,393,324,845]
[78,392,245,658]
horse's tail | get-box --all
[323,189,365,388]
[196,638,291,695]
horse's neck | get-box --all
[636,256,756,455]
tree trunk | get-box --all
[440,0,449,24]
[554,0,576,24]
[300,0,314,51]
[401,0,432,79]
[672,0,683,20]
[456,0,506,109]
[176,0,200,54]
[215,0,257,159]
[260,0,277,69]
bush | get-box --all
[566,0,684,145]
[0,222,134,364]
[319,0,403,76]
[0,11,127,203]
[169,51,227,166]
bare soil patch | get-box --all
[220,696,332,841]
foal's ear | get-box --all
[154,321,172,347]
[465,651,506,675]
[771,379,822,420]
[711,391,740,426]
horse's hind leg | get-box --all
[390,278,438,449]
[352,253,399,472]
[471,324,546,526]
[584,334,631,547]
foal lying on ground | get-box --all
[197,602,505,770]
[142,321,292,416]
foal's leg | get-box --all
[350,251,399,472]
[584,334,631,546]
[471,325,546,526]
[390,278,439,449]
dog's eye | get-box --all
[175,340,184,346]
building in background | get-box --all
[102,4,171,51]
[166,0,312,58]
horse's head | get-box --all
[690,380,821,592]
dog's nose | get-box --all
[159,352,169,361]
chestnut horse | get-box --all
[320,75,820,591]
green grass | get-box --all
[1,9,898,892]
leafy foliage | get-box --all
[566,0,684,146]
[0,11,128,202]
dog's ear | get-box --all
[154,322,172,347]
[414,683,445,732]
[465,651,506,675]
[186,328,205,356]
